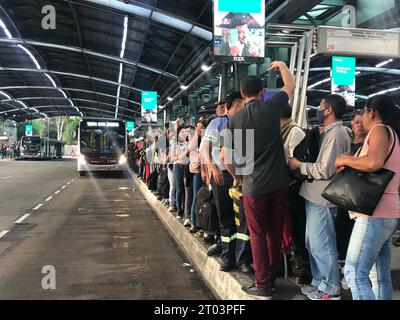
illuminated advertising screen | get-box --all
[331,56,356,107]
[25,124,33,136]
[213,0,265,63]
[141,91,158,124]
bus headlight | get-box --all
[119,155,127,164]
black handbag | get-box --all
[322,126,397,216]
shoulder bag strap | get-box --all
[384,126,397,165]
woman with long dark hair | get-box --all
[335,94,400,300]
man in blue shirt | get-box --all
[200,91,248,271]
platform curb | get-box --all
[132,175,269,300]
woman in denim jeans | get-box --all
[335,95,400,300]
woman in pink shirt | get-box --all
[335,95,400,300]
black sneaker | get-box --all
[220,263,236,272]
[207,243,222,257]
[176,210,183,219]
[242,283,272,299]
[202,235,214,244]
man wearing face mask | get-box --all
[288,94,351,300]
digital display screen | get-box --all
[331,56,356,107]
[141,91,158,124]
[213,0,265,63]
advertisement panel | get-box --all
[331,56,356,107]
[25,124,33,136]
[141,91,157,124]
[213,0,265,63]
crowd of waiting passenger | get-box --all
[0,143,18,159]
[127,61,400,300]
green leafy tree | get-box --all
[62,118,79,145]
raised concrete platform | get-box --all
[133,175,304,300]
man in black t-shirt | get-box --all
[222,62,295,298]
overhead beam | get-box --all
[266,0,323,23]
[0,96,140,115]
[0,85,141,105]
[80,0,212,41]
[0,105,136,120]
[0,37,178,79]
[0,67,143,92]
[69,2,100,105]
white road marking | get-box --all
[33,203,43,211]
[1,176,11,180]
[45,196,53,202]
[0,230,9,238]
[67,181,71,185]
[61,185,67,189]
[54,190,61,194]
[15,214,30,224]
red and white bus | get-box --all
[77,119,128,176]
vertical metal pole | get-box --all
[47,118,50,138]
[256,62,262,76]
[289,43,298,74]
[289,43,298,107]
[163,109,167,126]
[218,64,228,101]
[291,37,305,122]
[298,30,313,128]
[234,63,239,91]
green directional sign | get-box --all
[126,121,135,131]
[25,124,33,136]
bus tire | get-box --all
[79,171,86,176]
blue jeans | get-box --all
[190,173,203,226]
[344,217,399,300]
[305,200,340,295]
[167,166,176,206]
[174,164,185,212]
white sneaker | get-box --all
[168,206,175,212]
[183,219,191,227]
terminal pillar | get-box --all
[218,64,228,102]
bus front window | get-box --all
[22,137,41,151]
[80,128,125,155]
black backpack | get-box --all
[195,185,219,233]
[157,168,169,199]
[290,127,321,181]
[147,170,158,191]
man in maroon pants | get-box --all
[222,61,295,298]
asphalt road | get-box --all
[0,159,214,299]
[0,158,77,231]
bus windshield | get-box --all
[80,127,125,155]
[22,137,41,151]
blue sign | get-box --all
[126,121,135,131]
[141,91,157,110]
[218,0,262,13]
[331,56,356,107]
[141,91,158,124]
[25,124,33,136]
